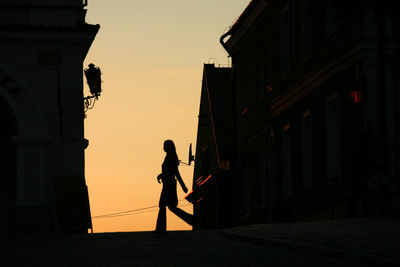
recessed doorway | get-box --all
[0,97,17,233]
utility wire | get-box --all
[93,203,192,219]
[93,207,159,219]
[92,204,159,218]
[92,200,189,219]
[94,208,160,219]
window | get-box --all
[302,110,313,190]
[240,154,250,217]
[326,0,338,41]
[326,93,341,180]
[259,148,268,205]
[267,132,277,206]
[282,123,292,198]
[295,0,312,60]
[265,38,273,90]
[257,44,266,95]
[281,5,292,74]
[238,62,248,109]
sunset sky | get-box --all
[83,0,250,233]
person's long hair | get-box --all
[164,139,179,166]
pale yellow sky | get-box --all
[83,0,250,233]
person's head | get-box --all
[163,139,176,155]
[163,139,179,165]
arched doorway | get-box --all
[0,96,17,233]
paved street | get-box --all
[224,217,400,266]
[1,230,349,267]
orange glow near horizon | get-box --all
[83,0,250,233]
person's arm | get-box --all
[175,167,188,193]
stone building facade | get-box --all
[214,0,400,225]
[0,0,99,233]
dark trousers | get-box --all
[155,205,193,232]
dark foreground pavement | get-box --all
[1,217,398,266]
[1,231,347,267]
[223,217,400,267]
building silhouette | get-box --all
[0,0,99,233]
[193,0,400,228]
[191,64,236,229]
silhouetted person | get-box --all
[155,140,193,233]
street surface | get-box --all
[1,230,350,266]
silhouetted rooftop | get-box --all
[230,0,258,33]
[222,0,268,51]
[0,23,99,33]
[0,0,87,7]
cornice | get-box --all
[225,0,269,53]
[0,23,99,33]
[268,45,364,118]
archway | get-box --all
[0,96,18,233]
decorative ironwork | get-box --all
[84,94,97,113]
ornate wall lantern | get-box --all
[83,63,102,116]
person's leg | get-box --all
[168,206,193,226]
[155,206,166,232]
